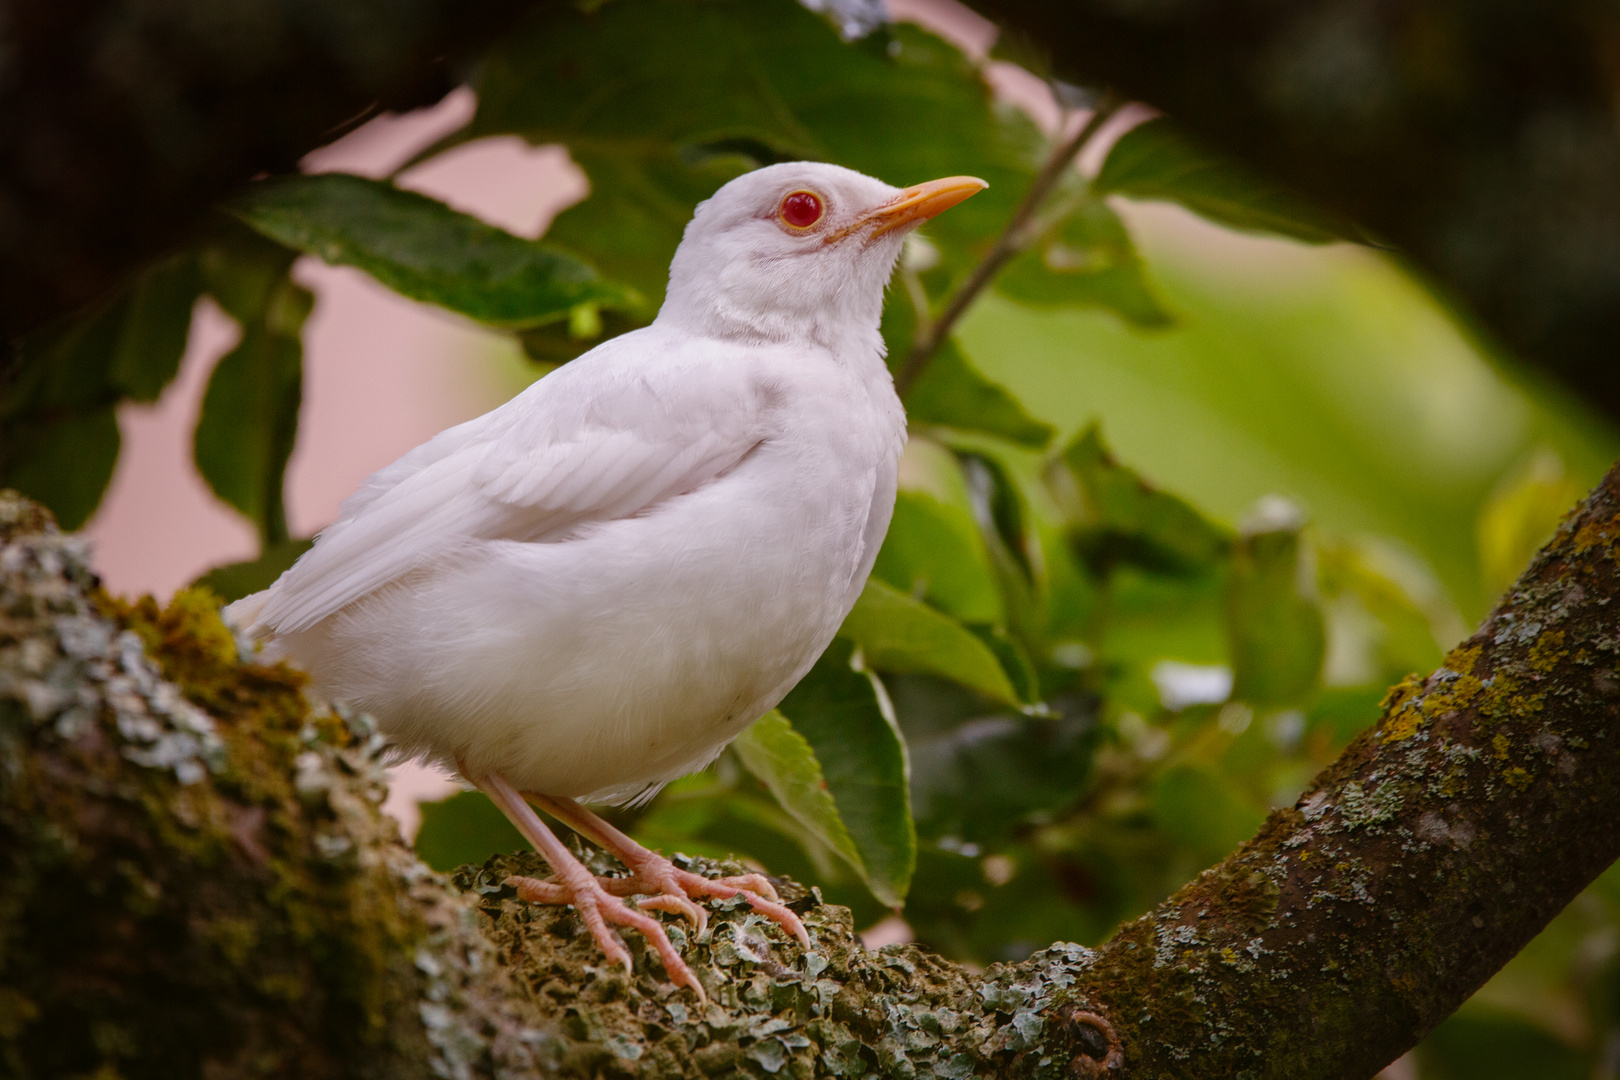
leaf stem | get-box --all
[894,92,1123,396]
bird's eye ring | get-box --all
[778,190,824,230]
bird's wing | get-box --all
[250,346,768,635]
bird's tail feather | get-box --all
[222,589,271,637]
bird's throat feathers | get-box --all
[657,233,900,366]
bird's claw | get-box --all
[505,873,708,1004]
[636,891,709,936]
[622,864,811,950]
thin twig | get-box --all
[894,92,1123,396]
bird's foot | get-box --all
[465,769,709,1001]
[617,859,811,949]
[504,872,708,1004]
[527,793,812,950]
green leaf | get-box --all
[1044,423,1231,577]
[463,2,1044,308]
[904,339,1055,449]
[1094,118,1360,244]
[953,446,1050,656]
[197,224,299,326]
[840,577,1021,706]
[0,408,120,532]
[518,306,649,366]
[232,173,638,327]
[778,639,915,907]
[731,711,864,875]
[415,791,528,872]
[955,447,1037,583]
[1,255,201,529]
[1316,535,1447,686]
[1476,450,1584,601]
[549,146,757,309]
[1307,685,1387,749]
[873,489,1003,625]
[1150,763,1267,865]
[109,256,203,402]
[965,625,1040,705]
[890,672,1098,849]
[193,270,311,544]
[1417,1008,1587,1080]
[997,197,1172,327]
[193,538,314,603]
[1224,503,1326,706]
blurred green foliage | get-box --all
[11,0,1620,1074]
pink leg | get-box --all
[527,793,812,950]
[468,769,706,1002]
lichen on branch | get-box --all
[6,468,1620,1079]
[0,492,535,1079]
[0,490,1119,1080]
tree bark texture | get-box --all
[3,465,1620,1079]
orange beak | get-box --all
[830,175,988,242]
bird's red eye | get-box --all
[779,191,824,229]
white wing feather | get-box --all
[247,336,767,635]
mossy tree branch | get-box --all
[1055,461,1620,1077]
[4,470,1620,1079]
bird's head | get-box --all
[658,161,985,348]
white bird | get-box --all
[228,161,985,998]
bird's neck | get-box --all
[655,285,893,385]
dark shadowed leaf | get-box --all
[997,197,1171,327]
[109,256,204,402]
[0,409,120,532]
[955,447,1050,655]
[956,448,1037,583]
[888,672,1099,849]
[233,173,638,327]
[518,306,649,365]
[550,147,758,308]
[1224,504,1325,706]
[966,624,1040,704]
[840,577,1021,706]
[1417,1008,1588,1080]
[904,339,1055,448]
[195,326,305,543]
[731,711,863,875]
[778,639,915,907]
[0,255,201,528]
[903,841,1101,965]
[1044,424,1231,577]
[193,234,312,545]
[416,791,528,872]
[1094,118,1360,244]
[464,1,1043,308]
[1151,763,1267,866]
[193,538,314,603]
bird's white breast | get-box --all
[272,334,904,803]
